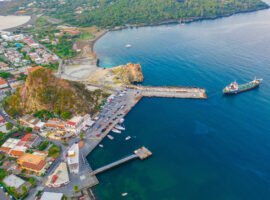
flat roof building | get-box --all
[3,174,25,189]
[40,192,63,200]
[45,162,69,188]
[67,143,79,174]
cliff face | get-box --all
[3,68,106,118]
[113,63,144,84]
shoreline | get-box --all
[109,6,269,32]
[2,15,36,32]
[82,6,269,200]
[89,6,269,68]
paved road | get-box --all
[0,188,11,200]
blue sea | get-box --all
[87,6,270,200]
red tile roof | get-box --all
[0,77,7,85]
[67,121,76,126]
[21,160,46,171]
[9,150,24,157]
[20,134,33,142]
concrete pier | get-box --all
[128,85,207,99]
[90,147,152,175]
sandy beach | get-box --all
[0,15,31,31]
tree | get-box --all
[74,185,79,193]
[6,122,14,130]
[80,132,84,140]
[22,185,27,193]
[61,111,71,120]
[25,127,33,133]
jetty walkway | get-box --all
[127,85,206,99]
[90,147,152,176]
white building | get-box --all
[66,114,92,135]
[67,143,79,174]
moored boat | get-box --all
[99,144,104,148]
[112,128,121,134]
[125,136,131,140]
[115,125,125,130]
[107,135,114,140]
[122,193,128,196]
[119,118,124,123]
[223,78,262,95]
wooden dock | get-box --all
[90,147,152,176]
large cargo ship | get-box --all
[223,78,262,95]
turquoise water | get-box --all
[87,7,270,200]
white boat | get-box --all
[107,135,114,140]
[122,193,128,196]
[125,136,131,141]
[119,118,124,123]
[115,125,125,131]
[99,144,104,148]
[112,128,121,134]
[125,44,132,48]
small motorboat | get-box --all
[107,135,114,140]
[122,192,128,196]
[112,128,121,134]
[125,136,131,141]
[99,144,104,148]
[119,118,124,123]
[125,44,132,48]
[115,125,125,131]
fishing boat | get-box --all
[119,118,124,123]
[125,44,132,48]
[115,125,125,131]
[223,78,262,95]
[99,144,104,148]
[107,135,114,140]
[112,128,121,134]
[122,193,128,196]
[125,136,131,140]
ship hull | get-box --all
[223,82,261,95]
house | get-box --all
[9,80,24,90]
[18,133,41,148]
[0,114,5,123]
[33,150,48,157]
[9,146,27,158]
[67,143,79,174]
[66,115,89,135]
[0,138,20,155]
[0,62,9,71]
[20,115,41,129]
[17,153,47,176]
[45,118,66,129]
[25,66,42,75]
[0,77,8,89]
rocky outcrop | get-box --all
[3,68,106,118]
[113,63,144,84]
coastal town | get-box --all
[0,26,208,200]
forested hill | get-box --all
[7,0,269,28]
